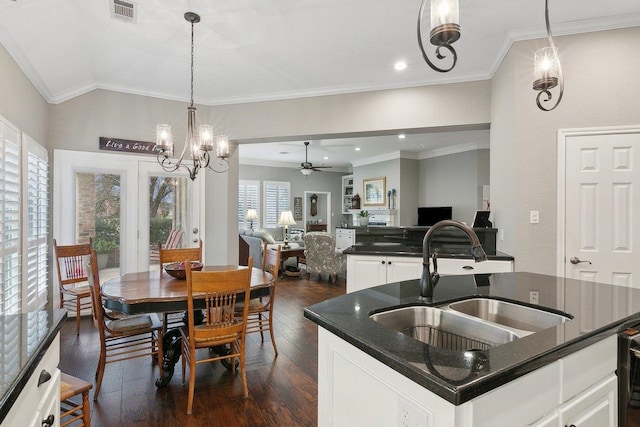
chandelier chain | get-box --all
[190,19,195,108]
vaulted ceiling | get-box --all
[1,0,638,167]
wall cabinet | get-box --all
[2,335,61,427]
[336,228,355,250]
[347,255,422,293]
[341,175,354,213]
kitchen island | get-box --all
[0,308,66,426]
[304,272,640,426]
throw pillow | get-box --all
[263,227,284,242]
[254,229,276,244]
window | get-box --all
[0,117,49,315]
[24,135,49,311]
[239,180,260,229]
[263,181,290,228]
[0,119,21,315]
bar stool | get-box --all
[60,373,92,427]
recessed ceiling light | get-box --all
[398,134,406,139]
[394,61,407,71]
[323,156,329,160]
[355,147,361,151]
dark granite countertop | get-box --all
[0,308,67,423]
[304,272,640,405]
[343,243,514,261]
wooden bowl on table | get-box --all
[164,261,203,279]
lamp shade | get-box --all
[533,46,559,91]
[245,209,259,220]
[277,210,296,226]
[430,0,459,30]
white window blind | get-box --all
[0,119,21,315]
[263,181,290,228]
[24,135,48,311]
[0,117,48,316]
[239,180,260,229]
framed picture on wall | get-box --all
[363,177,386,206]
[293,197,303,220]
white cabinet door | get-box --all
[529,412,559,427]
[386,256,423,284]
[558,374,617,427]
[347,255,387,292]
[336,228,355,250]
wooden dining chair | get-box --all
[60,372,92,427]
[158,240,203,331]
[53,239,94,335]
[86,250,164,400]
[180,257,253,415]
[235,243,280,356]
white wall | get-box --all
[0,43,47,144]
[491,26,640,274]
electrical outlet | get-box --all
[529,210,540,224]
[529,290,539,304]
[500,229,504,241]
[398,396,430,427]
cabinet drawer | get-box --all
[438,259,513,275]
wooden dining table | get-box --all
[101,265,274,315]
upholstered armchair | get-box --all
[303,232,346,283]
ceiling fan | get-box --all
[299,141,332,175]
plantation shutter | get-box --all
[24,135,48,311]
[0,119,22,315]
[263,181,290,228]
[238,180,260,229]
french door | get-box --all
[54,150,202,278]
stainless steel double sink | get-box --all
[370,298,571,351]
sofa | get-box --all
[238,227,304,268]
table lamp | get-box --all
[277,210,297,249]
[245,209,259,231]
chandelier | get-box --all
[417,0,460,73]
[156,12,229,181]
[532,0,564,111]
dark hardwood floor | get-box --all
[59,274,345,427]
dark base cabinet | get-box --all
[306,224,327,232]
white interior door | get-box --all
[560,128,640,287]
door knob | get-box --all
[569,256,592,265]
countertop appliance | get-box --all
[619,325,640,426]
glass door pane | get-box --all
[148,175,191,269]
[138,160,200,272]
[75,172,121,282]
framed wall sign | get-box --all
[293,197,303,220]
[363,177,386,206]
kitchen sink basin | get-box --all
[447,298,570,332]
[370,306,520,351]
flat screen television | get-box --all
[417,207,452,226]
